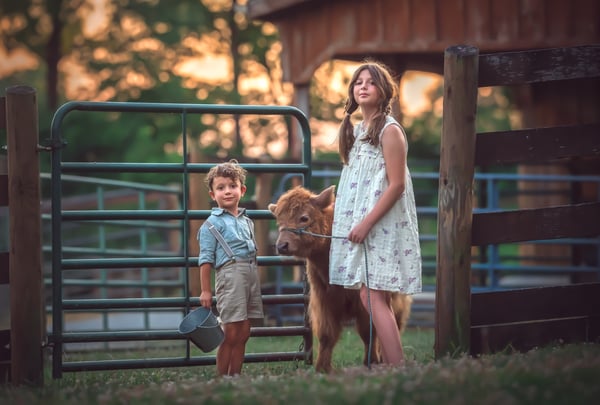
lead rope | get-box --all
[282,226,374,369]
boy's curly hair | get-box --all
[205,159,247,191]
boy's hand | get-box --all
[200,290,212,308]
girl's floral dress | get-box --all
[329,116,422,294]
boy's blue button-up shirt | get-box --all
[197,207,256,269]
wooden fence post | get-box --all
[6,85,43,386]
[435,46,479,358]
[1,95,10,383]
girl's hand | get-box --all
[199,290,212,308]
[348,220,372,244]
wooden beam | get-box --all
[472,201,600,245]
[475,124,600,166]
[471,283,600,326]
[0,329,10,382]
[470,283,600,355]
[6,86,43,386]
[0,96,5,130]
[1,97,6,207]
[435,45,478,359]
[471,316,598,355]
[247,0,314,20]
[478,45,600,87]
[0,253,8,284]
[1,107,10,384]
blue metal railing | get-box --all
[275,169,600,291]
[44,167,600,330]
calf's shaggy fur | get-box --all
[268,185,412,373]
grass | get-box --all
[1,327,599,404]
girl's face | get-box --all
[209,176,246,213]
[353,69,380,109]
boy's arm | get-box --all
[199,262,213,308]
[198,222,217,308]
[247,216,258,252]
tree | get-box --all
[1,0,285,181]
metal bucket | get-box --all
[179,307,224,352]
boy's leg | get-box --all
[217,320,251,376]
[216,323,234,376]
[227,320,251,375]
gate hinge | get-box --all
[37,138,67,152]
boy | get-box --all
[197,159,263,377]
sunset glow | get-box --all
[0,45,38,77]
[173,55,233,84]
[77,0,113,39]
[401,71,442,116]
[0,0,444,161]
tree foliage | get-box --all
[1,0,514,185]
[1,0,283,183]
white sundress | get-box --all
[329,116,422,294]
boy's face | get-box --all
[209,176,246,213]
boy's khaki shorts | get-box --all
[215,258,264,324]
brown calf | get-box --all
[268,185,412,372]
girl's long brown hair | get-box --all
[338,61,398,164]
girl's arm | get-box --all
[347,124,407,244]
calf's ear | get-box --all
[313,185,335,209]
[268,203,277,214]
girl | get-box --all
[329,61,422,366]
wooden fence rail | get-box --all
[435,44,600,358]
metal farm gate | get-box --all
[49,101,313,378]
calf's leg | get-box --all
[311,307,342,373]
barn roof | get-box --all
[246,0,600,84]
[246,0,315,20]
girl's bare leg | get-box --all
[360,286,404,366]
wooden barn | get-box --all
[247,0,599,118]
[247,0,599,255]
[246,0,600,355]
